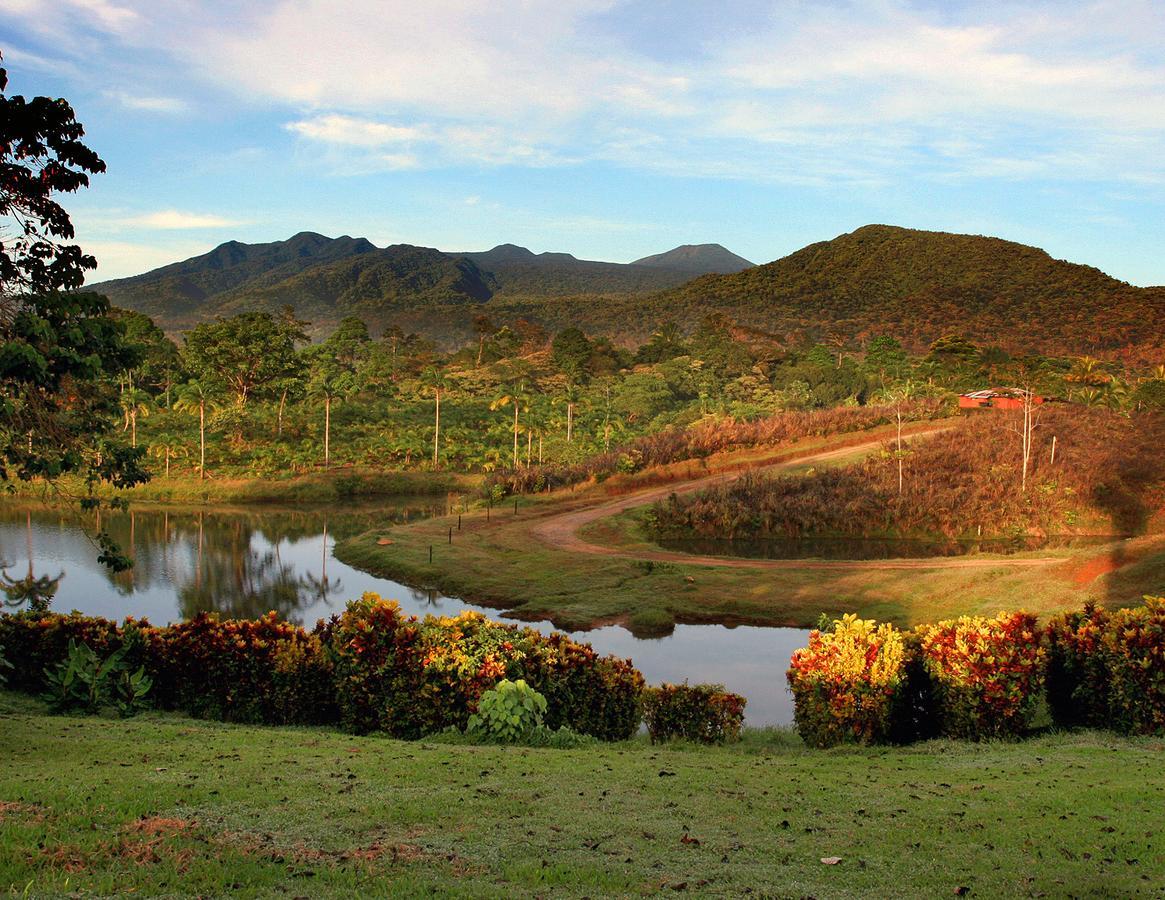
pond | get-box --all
[657,533,1119,561]
[0,502,808,727]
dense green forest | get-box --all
[72,302,1165,489]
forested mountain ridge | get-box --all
[89,225,1164,360]
[91,236,724,331]
[91,232,377,322]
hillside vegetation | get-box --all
[648,225,1165,359]
[651,406,1165,541]
[91,225,1165,359]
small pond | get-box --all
[0,503,808,727]
[657,534,1119,561]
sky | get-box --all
[2,0,1164,285]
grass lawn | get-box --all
[1,692,1163,897]
[9,468,479,506]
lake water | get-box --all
[0,503,808,727]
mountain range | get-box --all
[90,226,1164,359]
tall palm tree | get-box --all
[119,387,151,448]
[490,377,533,468]
[174,381,218,480]
[421,367,449,468]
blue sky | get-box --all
[3,0,1164,284]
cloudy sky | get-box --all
[3,0,1164,283]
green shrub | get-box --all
[1045,603,1111,729]
[1102,597,1165,735]
[467,678,547,742]
[640,682,746,744]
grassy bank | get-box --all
[9,468,480,505]
[1,692,1162,897]
[335,424,1165,634]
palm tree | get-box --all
[420,368,449,468]
[119,387,151,448]
[148,440,188,478]
[553,381,583,443]
[174,381,218,480]
[490,377,533,468]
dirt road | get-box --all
[531,430,1059,571]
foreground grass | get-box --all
[1,692,1163,897]
[336,424,1165,633]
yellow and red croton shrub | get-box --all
[787,614,908,747]
[916,611,1045,740]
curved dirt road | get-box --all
[531,430,1060,571]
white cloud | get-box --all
[81,240,209,281]
[106,91,189,113]
[286,114,426,147]
[122,210,242,229]
[7,0,1165,185]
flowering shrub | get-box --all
[144,612,335,725]
[640,683,746,743]
[1045,603,1111,729]
[916,612,1045,740]
[1101,597,1165,735]
[523,631,644,741]
[0,611,132,694]
[324,593,644,740]
[787,614,908,747]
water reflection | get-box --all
[0,501,808,725]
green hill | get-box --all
[90,225,1164,359]
[605,225,1164,356]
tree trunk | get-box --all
[131,409,137,448]
[199,401,206,480]
[277,389,287,437]
[512,403,519,468]
[526,430,532,467]
[567,402,573,443]
[324,394,331,469]
[433,389,440,468]
[165,447,170,478]
[477,336,485,367]
[896,409,904,495]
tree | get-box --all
[472,314,493,367]
[0,52,105,295]
[173,380,219,480]
[551,327,592,382]
[1,55,147,557]
[420,367,449,468]
[182,311,305,406]
[883,381,917,495]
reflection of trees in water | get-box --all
[0,510,63,612]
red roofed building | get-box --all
[958,388,1049,411]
